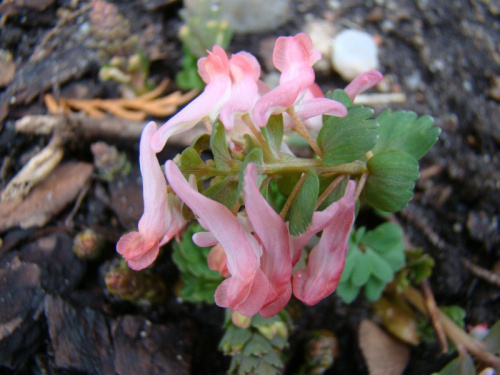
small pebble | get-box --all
[331,29,379,81]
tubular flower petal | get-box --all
[117,122,186,270]
[344,70,384,101]
[151,46,232,152]
[243,163,292,317]
[292,181,356,305]
[165,160,269,316]
[219,52,263,131]
[252,33,346,128]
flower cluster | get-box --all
[117,33,385,317]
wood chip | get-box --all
[358,319,410,375]
[0,161,93,232]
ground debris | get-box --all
[112,314,192,375]
[0,161,93,232]
[358,319,410,375]
[0,45,100,122]
[44,294,115,375]
[0,257,45,369]
[44,78,198,121]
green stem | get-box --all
[286,107,324,158]
[241,114,275,162]
[181,159,367,180]
[261,159,367,176]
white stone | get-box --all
[331,29,379,81]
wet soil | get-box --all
[0,0,499,374]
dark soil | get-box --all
[0,0,499,374]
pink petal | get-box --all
[151,77,231,152]
[207,244,229,277]
[243,164,292,315]
[344,70,383,101]
[292,181,356,305]
[273,33,321,74]
[192,232,217,247]
[165,161,270,315]
[197,45,230,84]
[295,97,347,120]
[215,268,269,317]
[116,231,160,270]
[252,70,314,127]
[137,122,167,238]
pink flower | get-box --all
[291,181,356,305]
[165,161,292,317]
[219,52,265,131]
[252,33,347,127]
[151,46,232,152]
[117,122,187,270]
[344,70,383,101]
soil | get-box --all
[0,0,499,374]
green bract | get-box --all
[172,223,223,303]
[336,223,405,303]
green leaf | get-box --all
[191,133,211,153]
[203,177,239,209]
[172,223,223,303]
[365,248,394,282]
[372,110,441,160]
[179,147,206,172]
[483,320,500,353]
[437,353,475,375]
[261,114,284,156]
[317,101,378,166]
[276,173,301,196]
[211,121,233,169]
[325,89,353,107]
[237,148,263,197]
[288,172,319,236]
[351,249,371,287]
[363,150,420,212]
[364,277,386,301]
[336,281,360,303]
[361,222,404,254]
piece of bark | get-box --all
[0,45,99,121]
[109,169,144,229]
[0,257,45,369]
[358,319,410,375]
[44,294,115,375]
[112,315,191,375]
[0,161,94,233]
[16,233,86,295]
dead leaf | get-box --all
[358,319,410,375]
[0,161,93,232]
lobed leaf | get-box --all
[288,171,319,236]
[203,176,239,209]
[318,97,378,166]
[261,114,284,157]
[363,150,420,212]
[372,109,441,160]
[211,121,234,169]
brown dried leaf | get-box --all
[0,161,93,232]
[358,319,410,375]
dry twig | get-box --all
[44,79,198,121]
